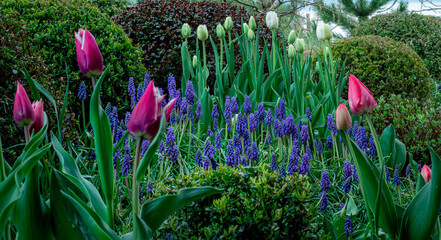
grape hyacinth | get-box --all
[174,90,181,109]
[265,135,272,148]
[300,146,312,175]
[344,160,352,180]
[211,158,219,170]
[241,156,247,166]
[306,107,312,122]
[215,132,222,149]
[78,81,87,100]
[344,215,353,237]
[287,153,299,174]
[353,164,359,183]
[113,148,121,171]
[368,134,376,158]
[110,107,118,129]
[292,139,300,156]
[114,126,123,143]
[122,142,131,176]
[236,113,247,136]
[204,139,215,159]
[320,170,330,192]
[136,83,144,102]
[124,112,131,127]
[278,100,286,120]
[185,80,195,104]
[274,120,283,138]
[348,120,358,137]
[203,156,210,170]
[320,191,328,212]
[326,135,333,150]
[327,114,337,136]
[405,164,411,176]
[234,134,242,152]
[166,127,176,154]
[235,147,242,167]
[212,104,219,131]
[194,101,202,120]
[265,109,273,126]
[226,141,235,167]
[170,145,179,163]
[300,124,309,145]
[341,177,352,193]
[315,139,324,154]
[256,102,265,124]
[146,180,154,195]
[249,113,258,132]
[158,140,165,154]
[179,97,188,118]
[270,154,278,171]
[195,149,203,166]
[224,96,231,120]
[206,128,213,137]
[393,164,401,186]
[355,126,367,152]
[244,95,252,115]
[230,97,238,115]
[128,77,136,109]
[385,166,391,182]
[279,162,286,178]
[141,140,150,158]
[87,148,96,160]
[339,203,345,211]
[243,130,251,148]
[143,73,150,91]
[167,74,176,99]
[158,88,167,108]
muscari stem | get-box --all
[132,138,143,240]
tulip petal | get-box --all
[29,99,45,134]
[75,30,88,75]
[13,81,35,126]
[82,28,103,76]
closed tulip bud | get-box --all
[421,165,432,183]
[247,29,255,41]
[216,24,225,39]
[294,38,305,54]
[248,16,257,31]
[335,103,352,131]
[29,99,45,134]
[288,30,296,44]
[181,23,191,39]
[197,25,208,41]
[14,81,35,127]
[127,81,177,141]
[265,11,279,30]
[243,23,249,35]
[288,44,295,59]
[323,46,331,59]
[192,55,198,68]
[74,28,103,77]
[316,24,332,41]
[224,17,233,32]
[348,74,377,116]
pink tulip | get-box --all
[335,103,352,131]
[13,81,35,127]
[348,74,377,116]
[127,81,177,141]
[421,165,432,183]
[74,28,103,77]
[29,99,45,134]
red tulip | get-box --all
[13,81,35,127]
[29,99,45,134]
[74,28,103,77]
[335,103,352,131]
[421,164,432,183]
[348,74,377,116]
[127,81,177,141]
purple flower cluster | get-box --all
[215,132,222,149]
[212,104,219,131]
[300,145,311,175]
[167,74,177,100]
[255,103,265,124]
[249,114,258,132]
[141,140,151,158]
[306,107,312,122]
[122,141,131,176]
[368,134,376,158]
[320,170,330,192]
[320,191,328,212]
[230,97,238,115]
[288,153,299,174]
[300,125,309,145]
[327,114,337,136]
[344,216,353,237]
[236,113,248,136]
[244,95,252,115]
[204,139,215,160]
[226,141,235,167]
[393,164,401,186]
[185,81,195,104]
[136,83,143,102]
[265,109,273,126]
[405,164,411,176]
[246,142,259,162]
[326,135,333,150]
[78,81,87,100]
[128,77,136,109]
[270,154,278,172]
[355,126,367,151]
[195,149,203,166]
[166,127,176,154]
[279,162,286,178]
[196,101,203,119]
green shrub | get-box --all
[331,35,433,99]
[153,164,319,239]
[113,0,272,89]
[354,12,441,82]
[371,94,441,163]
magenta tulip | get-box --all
[348,74,377,116]
[74,28,103,78]
[335,103,352,131]
[127,81,177,141]
[13,81,35,127]
[29,99,45,134]
[421,164,432,183]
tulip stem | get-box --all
[365,114,385,236]
[24,126,30,143]
[82,100,86,132]
[91,77,101,105]
[132,138,143,240]
[271,29,276,72]
[344,131,376,235]
[202,41,207,89]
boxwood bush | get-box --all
[331,35,433,99]
[153,164,318,239]
[372,94,441,163]
[354,12,441,82]
[113,0,272,89]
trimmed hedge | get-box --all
[153,164,318,239]
[113,0,272,89]
[372,94,441,163]
[331,35,433,99]
[354,12,441,82]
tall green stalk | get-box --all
[271,29,276,72]
[132,138,143,239]
[202,40,207,89]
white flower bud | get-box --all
[265,11,279,30]
[197,25,209,41]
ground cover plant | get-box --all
[1,6,441,240]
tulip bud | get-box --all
[247,29,255,41]
[288,44,295,59]
[288,30,296,44]
[127,81,177,141]
[181,23,191,39]
[224,17,233,32]
[323,46,331,59]
[248,16,257,31]
[348,74,377,116]
[29,99,45,134]
[192,55,198,68]
[294,38,305,54]
[265,11,279,30]
[243,23,249,35]
[216,24,225,39]
[13,81,35,127]
[335,103,352,131]
[421,165,432,183]
[197,25,208,41]
[74,28,103,78]
[316,24,332,41]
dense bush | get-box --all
[331,35,433,99]
[354,12,441,82]
[113,0,272,89]
[153,164,318,239]
[372,94,441,163]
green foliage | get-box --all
[331,35,433,99]
[113,0,271,89]
[371,94,441,163]
[354,12,441,82]
[153,164,319,239]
